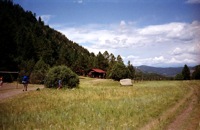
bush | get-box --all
[44,65,79,88]
[175,73,184,80]
[109,62,131,81]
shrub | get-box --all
[109,62,131,81]
[44,65,79,88]
[175,73,184,80]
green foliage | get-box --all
[182,64,190,80]
[127,61,135,79]
[175,73,184,80]
[0,1,95,74]
[192,65,200,79]
[96,52,109,70]
[44,65,79,88]
[30,59,50,84]
[19,59,35,77]
[116,55,123,63]
[109,62,131,81]
[106,53,116,78]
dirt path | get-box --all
[140,85,200,130]
[0,83,44,101]
[166,85,200,130]
[166,89,196,130]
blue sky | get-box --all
[13,0,200,67]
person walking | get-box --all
[22,75,29,91]
[57,79,62,89]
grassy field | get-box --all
[0,78,199,130]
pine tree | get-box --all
[182,64,190,80]
[96,52,108,70]
[30,58,50,84]
[109,62,130,81]
[192,65,200,79]
[127,61,135,79]
[117,55,123,63]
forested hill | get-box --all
[137,65,191,77]
[137,65,183,77]
[0,0,97,74]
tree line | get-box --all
[175,64,200,80]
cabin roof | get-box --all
[91,68,106,73]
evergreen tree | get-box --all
[108,53,116,66]
[30,58,50,84]
[182,64,190,80]
[117,55,123,63]
[103,51,109,60]
[109,62,130,81]
[127,61,135,79]
[106,53,116,78]
[192,65,200,79]
[96,52,108,70]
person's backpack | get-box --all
[22,76,28,84]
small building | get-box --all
[88,68,106,78]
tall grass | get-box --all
[0,78,198,130]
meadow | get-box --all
[0,78,199,130]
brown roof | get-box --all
[91,68,106,73]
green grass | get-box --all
[0,78,199,130]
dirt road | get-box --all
[140,85,200,130]
[0,83,44,101]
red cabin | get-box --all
[88,68,106,78]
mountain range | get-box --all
[136,65,194,77]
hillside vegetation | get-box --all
[0,1,140,82]
[0,1,94,73]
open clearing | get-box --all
[0,79,200,130]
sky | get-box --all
[13,0,200,67]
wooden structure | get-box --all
[0,71,19,88]
[88,68,106,78]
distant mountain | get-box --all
[136,65,183,77]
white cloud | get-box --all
[186,0,200,4]
[171,47,183,55]
[127,55,139,59]
[73,0,84,4]
[78,0,83,3]
[40,15,53,24]
[120,20,126,26]
[56,20,200,67]
[126,56,166,66]
[127,54,198,67]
